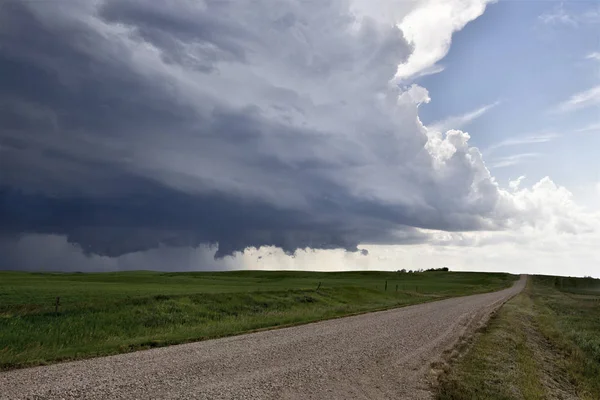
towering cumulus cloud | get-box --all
[1,0,595,272]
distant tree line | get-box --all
[396,267,449,273]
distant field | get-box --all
[0,270,516,370]
[437,275,600,400]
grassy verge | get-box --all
[0,270,516,370]
[436,275,600,400]
[533,276,600,398]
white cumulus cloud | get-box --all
[395,0,496,81]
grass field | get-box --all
[437,275,600,400]
[0,270,516,370]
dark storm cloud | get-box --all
[0,234,240,272]
[0,0,507,268]
[0,181,430,259]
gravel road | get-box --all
[0,276,525,400]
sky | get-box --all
[0,0,599,277]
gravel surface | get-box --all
[0,276,525,400]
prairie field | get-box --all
[0,270,516,370]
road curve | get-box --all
[0,276,525,400]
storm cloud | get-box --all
[1,0,526,268]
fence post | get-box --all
[395,284,398,292]
[385,280,388,291]
[55,296,60,314]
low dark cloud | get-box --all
[0,234,239,272]
[0,0,508,270]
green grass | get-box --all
[533,275,600,398]
[436,275,600,400]
[0,270,516,370]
